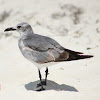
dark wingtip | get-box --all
[67,54,93,61]
[72,55,93,61]
[86,55,94,58]
[65,49,84,54]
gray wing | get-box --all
[22,34,69,63]
[23,34,64,52]
[21,34,93,64]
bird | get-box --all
[4,22,93,91]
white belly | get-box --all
[32,61,58,69]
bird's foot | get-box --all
[37,81,47,88]
[36,87,45,91]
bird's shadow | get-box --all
[25,80,78,92]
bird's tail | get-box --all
[65,49,93,61]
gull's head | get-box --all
[4,22,33,35]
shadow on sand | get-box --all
[25,80,78,92]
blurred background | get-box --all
[0,0,100,41]
[0,0,100,99]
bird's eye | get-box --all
[17,26,21,29]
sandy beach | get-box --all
[0,0,100,100]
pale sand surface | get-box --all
[0,0,100,100]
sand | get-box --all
[0,0,100,100]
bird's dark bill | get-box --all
[4,27,16,32]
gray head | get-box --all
[4,22,33,35]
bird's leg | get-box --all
[37,69,45,91]
[37,67,49,88]
[44,67,48,85]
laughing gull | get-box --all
[4,22,93,91]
